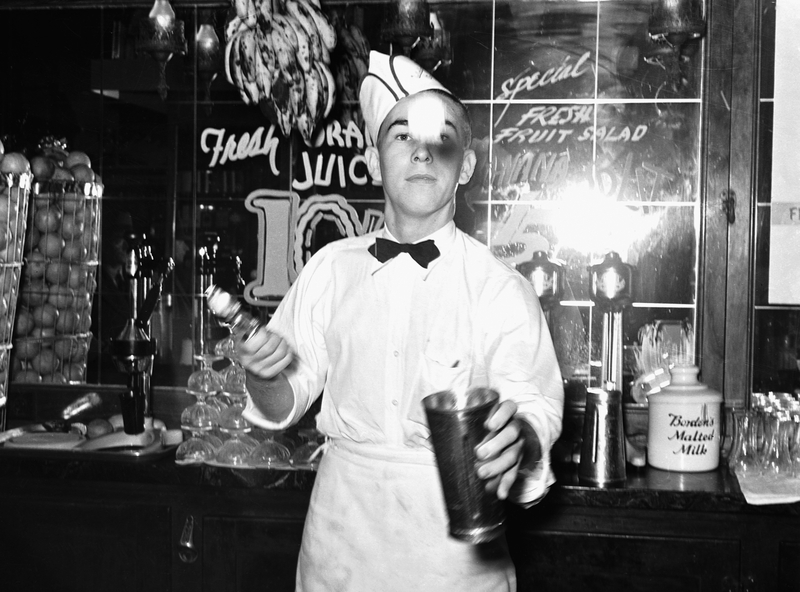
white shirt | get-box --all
[244,221,565,504]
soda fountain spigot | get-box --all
[588,252,635,394]
[137,257,175,333]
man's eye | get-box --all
[396,132,410,141]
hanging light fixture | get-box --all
[646,0,705,90]
[137,0,187,100]
[195,14,222,112]
[410,12,452,73]
[648,0,705,46]
[381,0,433,55]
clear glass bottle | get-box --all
[203,284,277,402]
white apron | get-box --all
[296,439,516,592]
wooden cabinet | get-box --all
[508,504,742,592]
[0,482,172,592]
[507,495,800,592]
[3,460,800,592]
[202,516,305,592]
[0,475,311,592]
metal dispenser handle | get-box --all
[178,515,198,564]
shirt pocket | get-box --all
[419,341,472,397]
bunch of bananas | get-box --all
[225,0,338,145]
[329,10,370,130]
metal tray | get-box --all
[0,427,178,462]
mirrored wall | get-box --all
[1,0,705,395]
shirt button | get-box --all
[392,400,399,406]
[393,351,399,357]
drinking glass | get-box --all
[760,410,794,480]
[213,357,257,465]
[789,405,800,478]
[730,410,762,478]
[290,430,325,470]
[214,407,258,466]
[175,426,218,465]
[214,335,239,407]
[175,392,221,465]
[728,409,746,471]
[192,353,229,414]
[249,433,291,468]
[175,354,225,465]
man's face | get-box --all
[365,92,476,227]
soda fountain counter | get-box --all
[1,1,799,590]
[0,388,799,592]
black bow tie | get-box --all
[368,237,440,268]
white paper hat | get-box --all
[359,51,451,145]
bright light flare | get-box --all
[552,182,660,255]
[408,93,448,146]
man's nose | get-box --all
[412,143,433,162]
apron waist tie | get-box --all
[328,437,437,466]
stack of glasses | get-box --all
[729,392,800,482]
[175,354,225,465]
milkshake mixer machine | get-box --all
[588,251,635,394]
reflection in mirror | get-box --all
[2,1,703,394]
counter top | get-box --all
[3,443,793,515]
[0,446,318,491]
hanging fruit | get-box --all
[224,0,338,146]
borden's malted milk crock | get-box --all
[647,365,722,472]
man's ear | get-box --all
[365,146,382,183]
[459,149,477,185]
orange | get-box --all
[32,302,58,328]
[14,308,35,336]
[24,251,47,279]
[67,265,89,290]
[34,206,62,233]
[12,369,42,383]
[31,156,56,181]
[64,150,91,169]
[19,279,47,307]
[31,348,59,375]
[47,284,75,309]
[14,338,41,360]
[55,308,79,333]
[51,167,74,182]
[38,233,64,258]
[60,215,85,239]
[61,240,87,262]
[44,261,70,284]
[0,152,31,175]
[62,362,85,382]
[41,372,69,384]
[70,163,95,184]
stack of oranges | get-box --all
[0,140,33,400]
[11,140,101,384]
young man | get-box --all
[236,51,564,591]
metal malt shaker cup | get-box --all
[423,387,506,544]
[579,388,627,487]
